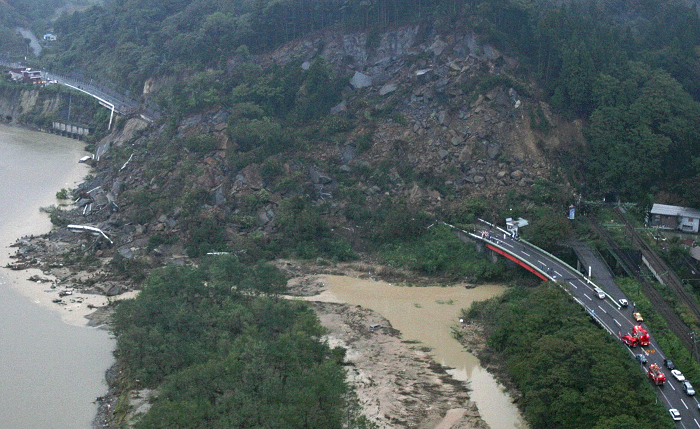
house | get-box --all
[7,67,29,81]
[43,33,56,41]
[649,204,700,233]
[22,69,43,84]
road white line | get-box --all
[682,398,689,409]
[584,293,592,301]
[555,270,562,276]
[502,242,514,248]
[537,260,545,265]
[656,385,674,407]
[521,251,531,257]
[568,281,578,289]
[694,418,699,428]
[614,319,621,327]
[669,382,676,391]
[598,305,607,314]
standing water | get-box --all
[0,124,114,429]
[318,275,528,429]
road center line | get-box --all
[584,293,592,300]
[568,281,578,289]
[521,251,531,257]
[614,319,621,327]
[554,270,562,276]
[682,398,689,409]
[694,418,699,428]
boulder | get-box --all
[350,71,373,89]
[330,100,347,115]
[379,83,397,96]
[459,146,472,162]
[429,39,448,56]
[438,111,451,126]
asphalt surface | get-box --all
[473,223,700,427]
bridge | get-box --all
[448,219,700,427]
[1,59,158,129]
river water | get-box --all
[318,275,528,429]
[0,125,114,429]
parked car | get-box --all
[664,359,675,370]
[633,312,644,322]
[618,298,629,307]
[635,354,648,365]
[669,408,681,421]
[671,369,685,382]
[683,381,695,396]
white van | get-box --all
[594,287,606,299]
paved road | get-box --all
[466,222,700,427]
[1,59,157,122]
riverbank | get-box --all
[284,271,488,429]
[0,124,128,326]
[0,124,114,429]
[278,260,526,429]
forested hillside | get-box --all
[43,0,700,204]
[0,0,69,61]
[4,0,700,428]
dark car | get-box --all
[664,358,675,370]
[636,354,648,365]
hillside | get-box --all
[4,0,700,428]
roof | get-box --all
[506,217,529,227]
[650,203,700,219]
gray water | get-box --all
[0,125,114,429]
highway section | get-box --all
[454,220,700,427]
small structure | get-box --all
[506,217,529,238]
[43,33,56,41]
[649,204,700,233]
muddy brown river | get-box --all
[318,275,528,429]
[0,124,114,429]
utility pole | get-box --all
[690,332,700,365]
